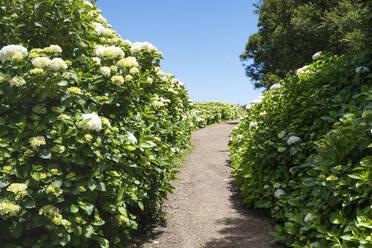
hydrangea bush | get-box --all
[230,52,372,247]
[189,101,243,129]
[0,0,199,247]
[0,1,242,247]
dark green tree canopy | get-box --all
[242,0,372,89]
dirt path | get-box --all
[141,121,282,248]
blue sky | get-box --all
[96,0,262,104]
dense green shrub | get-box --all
[0,1,197,247]
[190,101,243,128]
[230,51,372,247]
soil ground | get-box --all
[140,121,285,248]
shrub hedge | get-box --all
[230,52,372,247]
[0,1,242,247]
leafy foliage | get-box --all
[230,52,372,247]
[190,102,243,129]
[241,0,372,89]
[0,1,242,247]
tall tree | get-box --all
[242,0,372,89]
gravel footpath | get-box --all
[140,121,283,248]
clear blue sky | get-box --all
[96,0,262,104]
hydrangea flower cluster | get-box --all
[0,44,28,62]
[95,46,124,58]
[130,41,158,54]
[7,183,28,199]
[81,113,102,131]
[29,136,46,148]
[0,201,21,216]
[287,135,301,145]
[39,205,71,228]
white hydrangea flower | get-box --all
[127,132,137,144]
[122,40,133,47]
[249,121,257,129]
[83,1,93,8]
[0,201,21,216]
[93,22,106,35]
[130,41,158,54]
[274,189,285,198]
[129,67,139,75]
[32,57,51,68]
[29,136,46,148]
[251,96,264,105]
[278,131,286,139]
[95,46,124,58]
[96,15,107,24]
[10,76,26,87]
[44,45,62,53]
[49,58,68,71]
[0,73,10,83]
[304,213,315,222]
[312,51,322,60]
[0,45,28,62]
[152,101,164,107]
[296,65,310,75]
[356,66,370,74]
[117,57,139,68]
[287,136,301,145]
[7,183,27,194]
[81,113,102,131]
[99,66,111,77]
[147,77,153,84]
[111,75,124,85]
[92,57,101,65]
[270,83,282,90]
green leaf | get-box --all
[95,237,109,248]
[9,222,23,238]
[138,201,144,211]
[70,204,79,213]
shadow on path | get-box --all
[203,162,287,248]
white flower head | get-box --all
[29,136,46,148]
[83,1,93,8]
[95,46,124,58]
[122,40,133,47]
[93,22,106,35]
[32,57,51,68]
[251,96,264,105]
[92,57,101,65]
[81,113,102,131]
[274,189,285,198]
[0,201,21,216]
[96,15,107,24]
[287,135,301,145]
[127,132,137,144]
[356,66,370,74]
[0,45,28,62]
[296,65,310,75]
[249,121,257,129]
[100,66,111,77]
[117,57,139,68]
[278,131,286,139]
[44,45,62,53]
[270,83,282,90]
[304,213,315,222]
[49,58,68,71]
[10,76,26,87]
[130,42,158,54]
[312,51,322,60]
